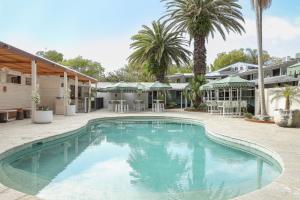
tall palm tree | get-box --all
[128,21,191,82]
[251,0,272,116]
[162,0,245,76]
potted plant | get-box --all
[32,91,53,124]
[272,86,300,128]
[65,88,76,116]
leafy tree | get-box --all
[104,63,155,82]
[168,62,193,75]
[212,49,248,71]
[211,48,271,71]
[36,50,64,63]
[129,20,191,82]
[251,0,272,116]
[62,56,104,80]
[163,0,245,77]
[245,48,270,64]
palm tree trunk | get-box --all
[286,97,290,111]
[193,35,207,76]
[255,0,267,116]
[156,69,166,83]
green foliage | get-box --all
[104,63,155,82]
[129,20,191,82]
[163,0,245,40]
[36,50,64,63]
[62,56,104,80]
[184,75,207,109]
[167,62,193,75]
[212,49,247,71]
[244,112,253,119]
[211,48,271,71]
[271,85,300,111]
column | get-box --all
[88,80,92,112]
[75,76,79,113]
[31,60,37,122]
[180,91,183,110]
[64,72,68,115]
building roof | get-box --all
[251,75,300,85]
[0,41,97,83]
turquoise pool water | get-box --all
[0,118,281,200]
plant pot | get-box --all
[34,110,53,124]
[274,109,300,128]
[66,105,76,116]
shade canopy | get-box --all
[105,82,139,92]
[148,81,172,91]
[212,76,255,89]
[200,80,218,90]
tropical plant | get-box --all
[271,86,300,111]
[128,20,191,82]
[162,0,245,76]
[31,90,41,106]
[184,75,207,108]
[251,0,272,116]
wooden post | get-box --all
[31,60,37,122]
[75,76,79,113]
[64,72,68,115]
[88,80,92,112]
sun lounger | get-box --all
[0,109,17,123]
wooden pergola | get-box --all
[0,41,98,119]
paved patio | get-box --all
[0,110,299,200]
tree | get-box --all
[212,49,248,71]
[251,0,272,116]
[168,62,193,75]
[36,50,64,63]
[128,20,191,82]
[104,63,155,82]
[62,56,104,80]
[163,0,245,77]
[245,48,270,64]
[272,86,300,111]
[184,75,207,108]
[211,48,271,71]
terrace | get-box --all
[0,110,299,200]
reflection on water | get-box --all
[0,119,281,200]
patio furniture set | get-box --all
[0,108,31,123]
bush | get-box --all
[244,112,253,119]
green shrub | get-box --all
[244,112,253,119]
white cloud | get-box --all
[206,16,300,65]
[3,15,300,73]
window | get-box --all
[25,78,31,85]
[272,68,280,77]
[7,75,21,84]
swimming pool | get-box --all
[0,117,281,200]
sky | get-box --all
[0,0,300,73]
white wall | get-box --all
[38,76,61,111]
[97,92,149,109]
[0,83,31,109]
[255,87,300,116]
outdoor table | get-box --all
[115,100,127,113]
[134,100,144,112]
[153,100,164,112]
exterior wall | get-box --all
[255,87,300,116]
[38,76,61,111]
[97,92,149,109]
[0,70,31,109]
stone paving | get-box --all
[0,110,299,200]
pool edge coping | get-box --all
[0,115,286,200]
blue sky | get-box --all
[1,0,300,72]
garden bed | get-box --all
[184,108,207,112]
[245,118,275,124]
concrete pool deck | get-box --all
[0,110,299,200]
